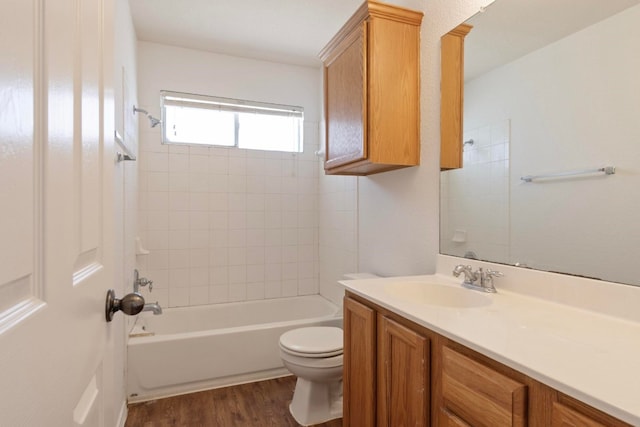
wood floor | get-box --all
[125,376,343,427]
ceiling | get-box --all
[129,0,639,74]
[464,0,640,81]
[129,0,365,67]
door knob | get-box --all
[105,289,145,322]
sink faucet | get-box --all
[452,264,478,285]
[141,302,163,315]
[453,265,502,293]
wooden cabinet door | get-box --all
[324,22,367,171]
[344,297,376,427]
[377,315,429,427]
[440,24,473,170]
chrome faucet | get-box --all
[141,302,163,315]
[452,264,478,285]
[453,264,502,293]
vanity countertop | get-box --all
[340,273,640,425]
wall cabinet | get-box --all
[319,1,423,176]
[440,24,472,170]
[344,293,632,427]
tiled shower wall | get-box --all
[136,122,320,308]
[440,119,510,263]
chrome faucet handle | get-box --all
[486,269,503,278]
[133,269,154,293]
[480,268,502,292]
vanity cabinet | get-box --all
[319,1,423,176]
[343,292,632,427]
[377,314,429,426]
[343,297,376,426]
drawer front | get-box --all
[441,346,527,427]
[552,402,606,427]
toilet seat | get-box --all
[279,326,343,358]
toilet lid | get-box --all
[279,327,343,357]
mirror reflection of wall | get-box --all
[440,0,640,286]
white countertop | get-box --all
[340,273,640,425]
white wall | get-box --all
[462,5,640,284]
[136,42,321,307]
[355,0,493,277]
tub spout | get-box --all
[141,302,163,315]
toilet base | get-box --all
[289,377,343,426]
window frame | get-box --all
[160,90,304,153]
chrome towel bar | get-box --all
[521,166,615,182]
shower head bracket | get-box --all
[133,105,162,128]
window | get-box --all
[161,91,304,153]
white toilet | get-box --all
[279,326,344,426]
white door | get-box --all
[0,0,118,426]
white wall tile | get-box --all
[228,283,247,302]
[137,44,322,308]
[169,268,190,288]
[209,285,229,304]
[264,281,282,298]
[210,266,228,285]
[229,265,247,285]
[148,211,169,230]
[190,268,209,287]
[169,287,190,307]
[189,154,209,173]
[189,286,209,305]
[247,282,265,300]
[169,173,189,192]
[169,249,190,269]
[147,172,169,192]
[169,153,188,172]
[169,211,189,230]
[282,280,298,297]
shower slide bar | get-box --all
[520,166,615,182]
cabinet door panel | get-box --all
[325,23,367,170]
[344,297,376,427]
[377,315,429,427]
[441,346,527,427]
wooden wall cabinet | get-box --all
[440,24,472,170]
[343,293,632,427]
[319,1,423,176]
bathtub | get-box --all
[127,295,342,402]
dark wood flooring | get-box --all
[125,376,343,427]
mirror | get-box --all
[440,0,640,286]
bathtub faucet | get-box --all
[141,302,163,315]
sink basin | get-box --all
[383,281,492,308]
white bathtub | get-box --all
[127,295,342,402]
